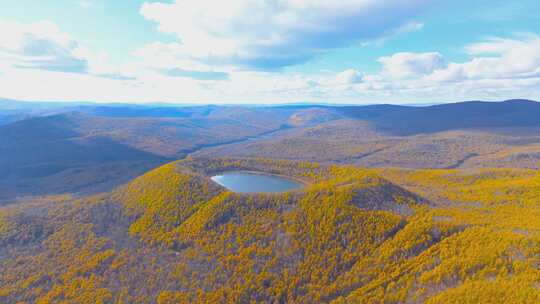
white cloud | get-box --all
[0,19,134,81]
[430,34,540,82]
[378,52,445,79]
[140,0,433,70]
[349,35,540,102]
[335,69,363,84]
[0,20,89,73]
[132,41,233,80]
[133,42,230,71]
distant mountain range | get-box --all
[3,98,539,132]
[367,99,540,135]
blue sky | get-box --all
[1,0,540,104]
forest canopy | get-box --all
[1,158,540,303]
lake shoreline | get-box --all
[210,170,307,193]
[210,169,310,186]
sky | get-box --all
[1,0,540,104]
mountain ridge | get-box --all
[2,99,540,200]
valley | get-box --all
[2,99,540,202]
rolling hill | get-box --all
[1,158,540,303]
[2,99,540,201]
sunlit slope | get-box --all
[334,168,540,303]
[114,158,425,303]
[1,159,540,303]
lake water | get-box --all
[211,172,303,193]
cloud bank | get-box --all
[0,19,132,81]
[0,20,89,73]
[430,35,540,82]
[140,0,433,70]
[1,1,540,104]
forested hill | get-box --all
[1,158,540,303]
